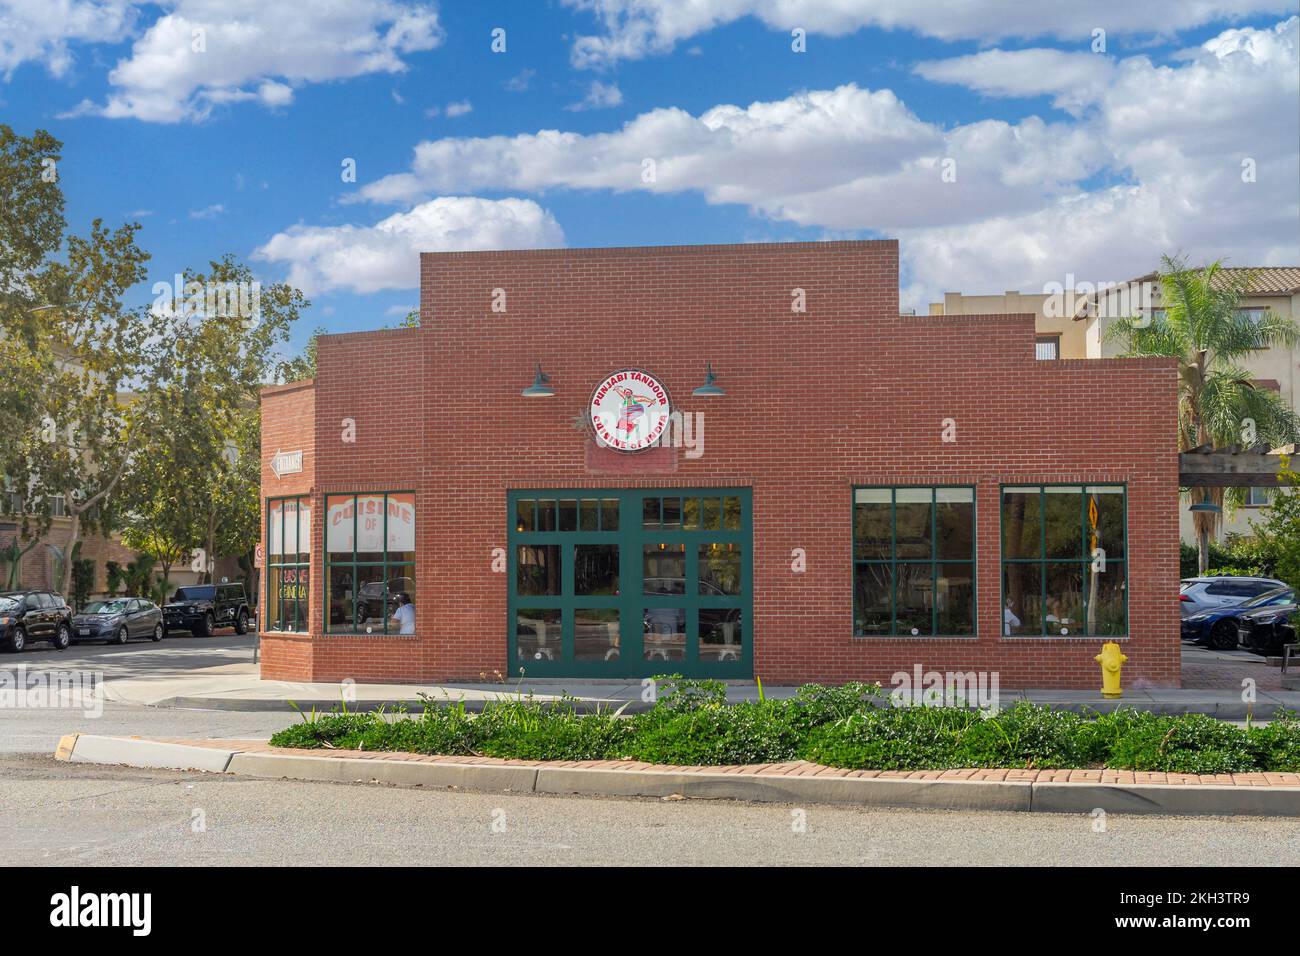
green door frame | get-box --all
[507,488,753,678]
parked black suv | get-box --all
[164,583,250,637]
[0,589,74,652]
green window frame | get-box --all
[509,489,752,677]
[324,491,416,635]
[852,486,976,637]
[1000,484,1127,638]
[266,495,310,633]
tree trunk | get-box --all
[205,507,216,584]
[61,507,80,597]
[1191,486,1224,574]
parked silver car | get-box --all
[1180,576,1287,619]
[73,597,165,644]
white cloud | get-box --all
[565,80,623,111]
[0,0,138,79]
[188,203,225,219]
[914,50,1116,116]
[503,68,535,92]
[255,197,565,294]
[358,83,1105,230]
[68,0,443,122]
[444,99,472,117]
[355,17,1298,308]
[563,0,1296,67]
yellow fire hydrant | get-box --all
[1095,642,1127,698]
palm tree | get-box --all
[1107,255,1300,573]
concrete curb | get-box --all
[54,735,1300,816]
[60,734,236,772]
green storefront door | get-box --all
[508,489,752,678]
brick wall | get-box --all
[260,240,1181,687]
[258,379,317,678]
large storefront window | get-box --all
[1001,485,1126,637]
[267,496,311,632]
[853,487,975,637]
[326,492,416,634]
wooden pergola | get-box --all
[1179,443,1298,488]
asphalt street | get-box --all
[5,753,1300,866]
[2,634,1300,866]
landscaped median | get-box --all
[55,681,1300,815]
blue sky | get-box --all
[2,0,1298,361]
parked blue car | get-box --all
[1181,586,1295,649]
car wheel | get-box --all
[1209,620,1238,651]
[201,613,214,637]
[52,623,71,651]
[152,623,164,642]
[114,625,129,645]
[9,627,26,652]
[234,610,248,635]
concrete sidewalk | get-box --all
[101,660,1300,718]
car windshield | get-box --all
[0,595,19,613]
[82,600,130,614]
[1244,588,1293,608]
[173,586,216,601]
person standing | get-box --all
[390,592,416,634]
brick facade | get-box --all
[259,240,1181,688]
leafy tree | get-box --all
[1252,455,1300,591]
[1107,255,1300,573]
[140,255,305,585]
[213,406,262,580]
[0,126,159,597]
[123,553,156,597]
[277,325,325,382]
[70,543,95,610]
[105,560,124,597]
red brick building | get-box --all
[259,240,1180,688]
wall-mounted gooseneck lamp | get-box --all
[521,364,554,398]
[692,362,725,397]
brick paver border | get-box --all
[146,737,1300,788]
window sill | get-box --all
[852,634,979,641]
[1000,634,1130,641]
[321,631,421,638]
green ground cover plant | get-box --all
[268,679,1300,774]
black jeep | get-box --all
[164,583,250,637]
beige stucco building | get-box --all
[928,290,1089,360]
[931,268,1300,545]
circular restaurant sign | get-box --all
[589,368,671,452]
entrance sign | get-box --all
[270,449,303,478]
[590,369,671,452]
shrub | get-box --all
[475,696,632,761]
[801,706,980,770]
[628,700,804,765]
[1247,713,1300,772]
[269,710,376,749]
[1107,713,1257,774]
[787,682,884,732]
[950,703,1092,769]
